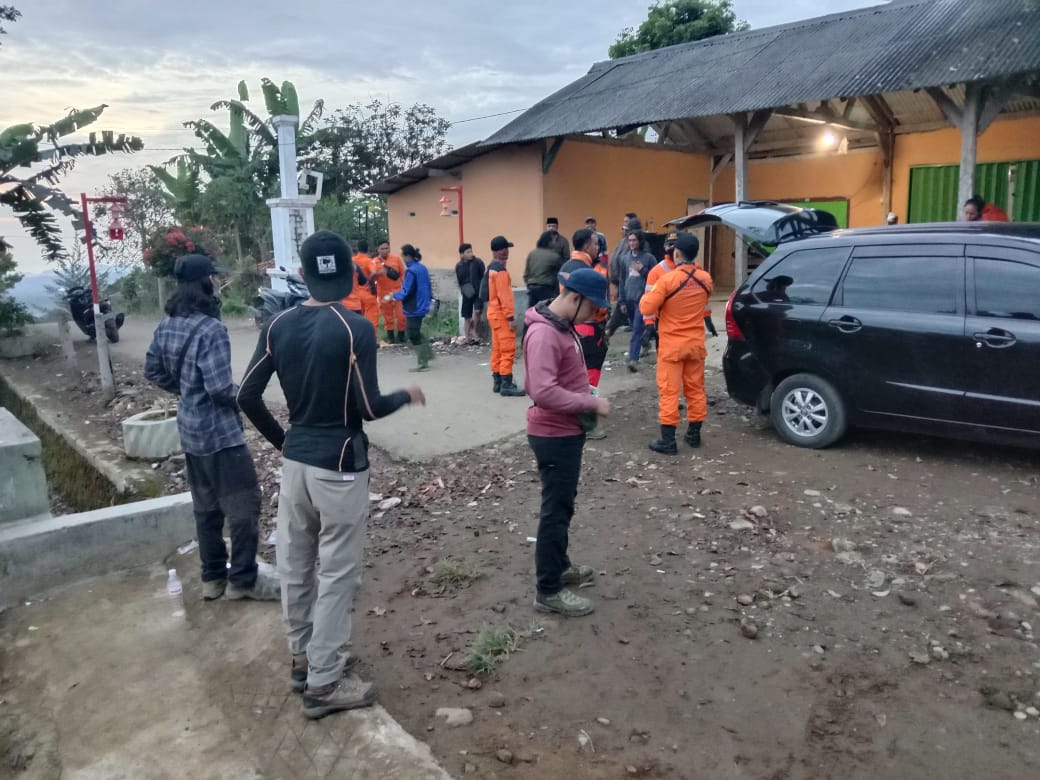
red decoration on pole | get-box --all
[440,186,464,245]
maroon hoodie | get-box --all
[523,301,599,437]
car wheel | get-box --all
[769,373,847,448]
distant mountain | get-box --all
[8,265,131,318]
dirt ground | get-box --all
[4,344,1040,779]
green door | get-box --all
[908,161,1040,223]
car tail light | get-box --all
[725,290,744,340]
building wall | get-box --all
[542,137,713,244]
[386,145,543,270]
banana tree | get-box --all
[0,105,143,260]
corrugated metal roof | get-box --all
[365,142,506,195]
[483,0,1040,146]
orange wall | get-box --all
[386,145,543,270]
[892,115,1040,218]
[543,137,712,244]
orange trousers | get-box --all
[361,296,379,332]
[489,314,516,376]
[657,356,706,426]
[379,299,405,334]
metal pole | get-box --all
[80,193,115,401]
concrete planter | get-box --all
[122,409,181,460]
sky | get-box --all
[1,0,884,273]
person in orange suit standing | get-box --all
[372,239,405,343]
[639,233,713,455]
[486,235,525,397]
[352,240,380,333]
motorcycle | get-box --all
[65,286,125,343]
[251,273,309,328]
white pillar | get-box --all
[733,114,749,288]
[272,115,300,199]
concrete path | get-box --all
[108,315,718,461]
[1,562,451,779]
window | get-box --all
[751,247,849,305]
[841,255,960,314]
[974,258,1040,321]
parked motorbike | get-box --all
[251,273,309,328]
[65,286,125,343]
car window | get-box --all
[750,247,849,304]
[973,258,1040,321]
[841,255,961,314]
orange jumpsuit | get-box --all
[644,255,712,327]
[639,263,714,427]
[352,252,380,331]
[340,263,370,315]
[486,259,516,376]
[375,253,406,335]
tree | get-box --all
[0,247,32,334]
[0,5,19,46]
[609,0,749,59]
[93,167,176,267]
[0,105,143,260]
[305,100,451,201]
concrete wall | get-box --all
[0,492,195,607]
[543,137,713,242]
[387,145,544,270]
[0,407,49,524]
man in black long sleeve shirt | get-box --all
[238,230,425,719]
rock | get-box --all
[908,650,931,665]
[435,707,473,727]
[981,688,1015,711]
[379,497,402,511]
[865,570,887,590]
[1014,711,1028,721]
[729,519,755,531]
[596,717,611,726]
[627,766,639,775]
[496,749,514,765]
[737,594,754,606]
[1027,707,1040,718]
[891,507,912,517]
[464,763,477,774]
[649,554,663,565]
[804,489,822,496]
[788,587,802,600]
[487,691,506,708]
[831,538,857,553]
[465,677,483,690]
[897,591,918,607]
[748,505,769,518]
[813,644,826,655]
[740,622,759,639]
[930,646,949,661]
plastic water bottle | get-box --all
[167,568,185,619]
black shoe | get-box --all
[492,373,502,393]
[499,374,526,397]
[685,421,702,448]
[649,425,678,455]
[385,331,396,344]
[396,330,406,343]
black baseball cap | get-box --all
[174,254,223,282]
[546,217,559,226]
[584,216,597,223]
[490,235,514,251]
[674,233,700,261]
[300,230,353,302]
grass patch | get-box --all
[465,622,542,676]
[431,560,483,586]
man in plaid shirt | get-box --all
[145,254,278,602]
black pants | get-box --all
[528,434,585,595]
[527,284,556,310]
[405,316,424,345]
[184,445,261,587]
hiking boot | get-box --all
[226,571,281,601]
[534,588,594,617]
[499,375,526,397]
[684,421,702,448]
[585,425,607,440]
[492,373,502,393]
[649,425,678,455]
[561,564,595,586]
[201,579,226,600]
[627,360,639,373]
[302,677,377,719]
[291,652,360,694]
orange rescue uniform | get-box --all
[486,259,517,376]
[374,253,406,335]
[639,263,714,427]
[644,254,711,327]
[353,252,380,331]
[340,262,370,315]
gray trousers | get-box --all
[276,458,370,687]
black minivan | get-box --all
[723,221,1040,449]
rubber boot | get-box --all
[385,330,396,344]
[499,374,526,397]
[397,330,406,344]
[649,425,678,455]
[492,373,502,393]
[684,421,702,447]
